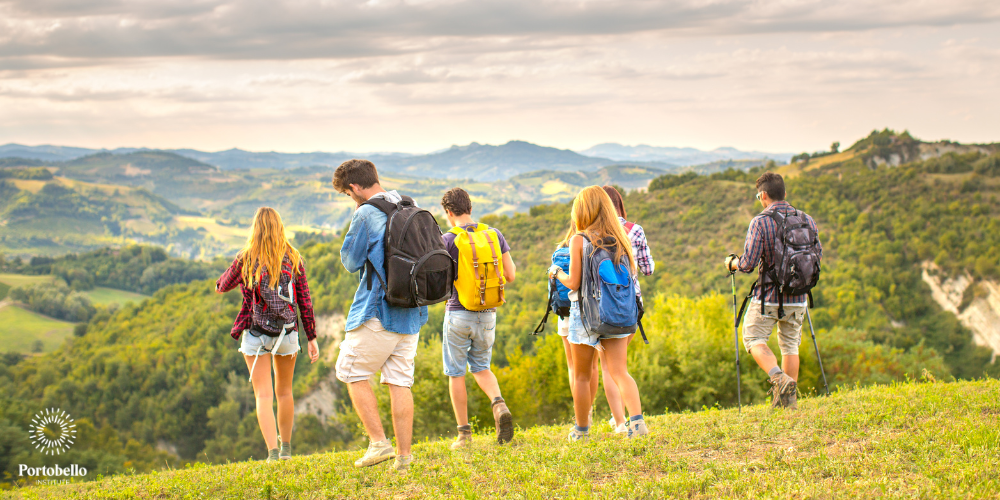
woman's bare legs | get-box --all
[244,353,278,450]
[561,336,575,391]
[272,353,297,443]
[600,338,642,418]
[569,344,598,427]
[599,349,626,426]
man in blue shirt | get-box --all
[332,159,428,472]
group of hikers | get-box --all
[215,159,822,471]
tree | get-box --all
[831,141,840,154]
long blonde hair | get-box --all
[240,207,302,289]
[556,222,575,249]
[571,186,636,272]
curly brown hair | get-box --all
[441,187,472,216]
[332,159,379,194]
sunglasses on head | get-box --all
[755,192,763,202]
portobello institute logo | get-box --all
[29,408,77,455]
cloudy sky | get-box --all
[1,0,999,153]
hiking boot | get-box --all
[353,439,395,468]
[279,442,291,460]
[392,455,412,473]
[769,373,797,409]
[451,425,473,450]
[492,397,514,445]
[265,448,280,463]
[627,418,649,439]
[568,428,590,442]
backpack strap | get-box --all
[737,280,758,328]
[532,276,559,335]
[635,295,648,344]
[464,227,485,306]
[482,228,505,305]
[359,196,400,293]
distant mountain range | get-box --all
[0,140,789,180]
[578,143,793,166]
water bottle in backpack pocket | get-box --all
[579,235,638,335]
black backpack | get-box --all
[759,208,821,318]
[251,258,298,336]
[362,195,455,308]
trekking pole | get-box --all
[728,258,742,414]
[805,309,830,396]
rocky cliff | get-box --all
[921,262,1000,362]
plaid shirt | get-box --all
[619,217,654,277]
[737,201,822,305]
[216,257,317,341]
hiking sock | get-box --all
[574,425,589,433]
[630,415,644,422]
[492,397,505,406]
[768,366,783,378]
[457,424,472,433]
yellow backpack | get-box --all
[449,223,506,311]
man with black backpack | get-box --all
[726,172,822,410]
[332,159,454,472]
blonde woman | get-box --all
[548,186,647,441]
[216,207,320,462]
[553,223,599,423]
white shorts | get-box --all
[335,318,419,388]
[557,316,569,337]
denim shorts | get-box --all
[442,309,496,377]
[566,301,631,350]
[239,329,300,357]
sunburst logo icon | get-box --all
[28,408,77,455]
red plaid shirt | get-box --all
[737,201,822,304]
[216,257,317,341]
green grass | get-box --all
[80,287,147,306]
[0,274,59,288]
[0,281,8,300]
[4,380,998,499]
[0,304,74,354]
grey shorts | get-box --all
[742,302,806,356]
[442,310,496,377]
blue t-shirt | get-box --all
[441,223,510,312]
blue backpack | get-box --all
[532,247,572,335]
[579,235,647,343]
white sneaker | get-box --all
[628,419,649,439]
[613,423,628,434]
[353,439,395,468]
[608,416,617,429]
[568,428,590,442]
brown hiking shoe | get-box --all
[451,426,473,450]
[769,373,797,409]
[492,397,514,444]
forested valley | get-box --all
[2,131,999,485]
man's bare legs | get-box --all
[749,345,800,380]
[347,380,387,443]
[448,369,502,427]
[389,384,413,456]
[347,381,413,456]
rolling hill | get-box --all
[4,380,997,499]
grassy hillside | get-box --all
[79,287,147,306]
[5,380,997,499]
[0,304,74,353]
